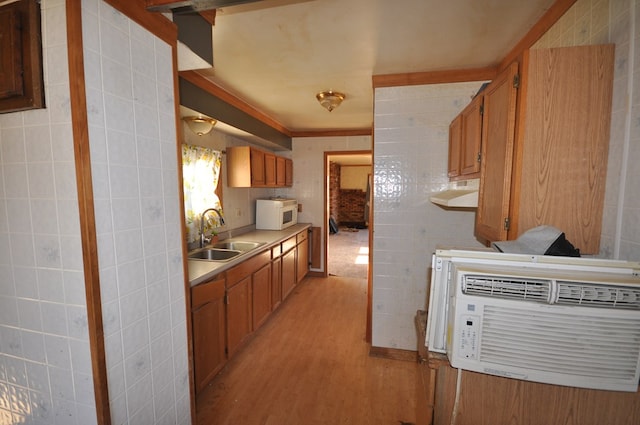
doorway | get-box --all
[325,151,372,279]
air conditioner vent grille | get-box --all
[480,305,640,380]
[463,275,550,302]
[556,282,640,310]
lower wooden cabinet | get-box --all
[423,355,640,425]
[226,275,252,357]
[282,248,296,299]
[190,227,310,391]
[271,246,283,310]
[191,276,226,394]
[252,262,272,330]
[296,230,309,283]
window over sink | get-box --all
[182,144,223,246]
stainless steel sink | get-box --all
[211,240,265,252]
[188,248,241,261]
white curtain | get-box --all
[182,144,223,244]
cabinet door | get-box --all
[226,276,252,356]
[250,148,266,186]
[448,115,462,178]
[516,45,613,254]
[191,277,226,393]
[275,156,286,186]
[475,62,519,243]
[252,262,272,330]
[285,158,293,186]
[282,248,296,299]
[296,235,309,284]
[271,257,282,309]
[264,153,276,186]
[460,95,483,176]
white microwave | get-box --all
[256,198,298,230]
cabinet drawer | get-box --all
[272,244,282,258]
[282,236,297,252]
[191,276,225,310]
[226,251,271,288]
[296,230,308,243]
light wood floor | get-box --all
[196,276,418,425]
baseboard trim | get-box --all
[369,346,418,362]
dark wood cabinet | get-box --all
[0,0,45,113]
[191,276,226,393]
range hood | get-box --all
[430,179,479,208]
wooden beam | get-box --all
[291,128,372,138]
[105,0,177,45]
[66,0,110,423]
[372,66,498,88]
[145,0,263,12]
[180,70,292,136]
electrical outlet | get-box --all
[235,208,241,217]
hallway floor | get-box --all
[328,227,369,279]
[195,276,418,425]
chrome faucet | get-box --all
[200,208,225,248]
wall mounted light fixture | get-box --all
[316,90,345,112]
[183,115,217,136]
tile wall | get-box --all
[372,82,486,350]
[534,0,640,261]
[0,0,97,423]
[82,1,191,424]
[288,136,372,272]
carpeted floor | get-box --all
[328,227,369,279]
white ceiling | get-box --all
[187,0,556,133]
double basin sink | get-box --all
[188,240,266,262]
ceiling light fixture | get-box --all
[183,115,217,136]
[316,90,345,112]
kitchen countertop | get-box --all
[187,223,311,287]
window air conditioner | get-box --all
[426,249,640,392]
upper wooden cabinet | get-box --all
[227,146,293,188]
[285,158,293,186]
[0,0,44,113]
[476,45,614,254]
[264,152,277,186]
[475,63,519,243]
[449,94,483,180]
[448,115,462,178]
[460,95,483,177]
